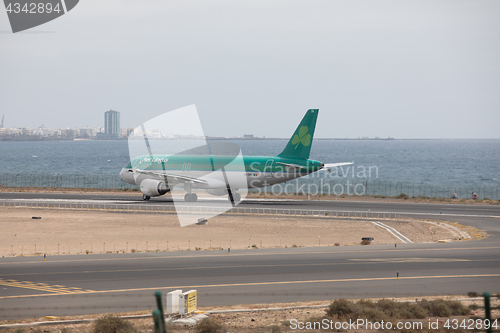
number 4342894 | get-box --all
[5,2,61,14]
[443,318,498,330]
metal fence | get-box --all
[262,178,499,200]
[0,173,136,190]
[0,173,498,200]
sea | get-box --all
[0,139,499,197]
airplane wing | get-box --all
[322,162,354,171]
[133,168,208,184]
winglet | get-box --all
[277,109,319,160]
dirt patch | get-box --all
[0,207,481,257]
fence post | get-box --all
[484,292,492,333]
[154,291,167,333]
[152,309,163,333]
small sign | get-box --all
[179,290,197,314]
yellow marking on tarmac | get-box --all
[1,246,499,266]
[0,273,498,300]
[0,278,94,294]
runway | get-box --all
[1,192,500,220]
[0,192,499,319]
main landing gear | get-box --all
[184,193,198,202]
[229,193,241,202]
[142,195,151,201]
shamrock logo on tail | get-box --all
[291,126,311,149]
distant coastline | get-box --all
[1,136,497,142]
[0,136,127,142]
[0,136,397,142]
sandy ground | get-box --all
[0,207,483,257]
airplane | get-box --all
[119,109,352,202]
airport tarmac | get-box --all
[0,192,499,319]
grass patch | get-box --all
[195,318,226,333]
[92,315,136,333]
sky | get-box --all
[0,0,499,139]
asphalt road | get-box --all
[0,192,499,320]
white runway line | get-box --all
[372,221,413,243]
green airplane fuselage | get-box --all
[122,154,323,188]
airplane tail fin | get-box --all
[277,109,319,160]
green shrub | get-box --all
[195,318,226,333]
[396,302,428,319]
[325,298,467,323]
[446,300,470,316]
[355,305,389,322]
[376,299,399,317]
[396,193,409,200]
[418,299,453,317]
[326,298,354,319]
[92,315,136,333]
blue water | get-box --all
[0,139,499,188]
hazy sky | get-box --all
[1,1,499,138]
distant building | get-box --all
[61,128,77,139]
[79,127,95,138]
[97,110,120,139]
[105,110,120,138]
[243,134,254,139]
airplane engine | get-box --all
[140,179,170,197]
[206,189,228,196]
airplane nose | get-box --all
[120,168,136,185]
[119,168,126,181]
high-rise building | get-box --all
[104,110,120,139]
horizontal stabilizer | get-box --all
[322,162,353,172]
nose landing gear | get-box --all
[142,195,151,201]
